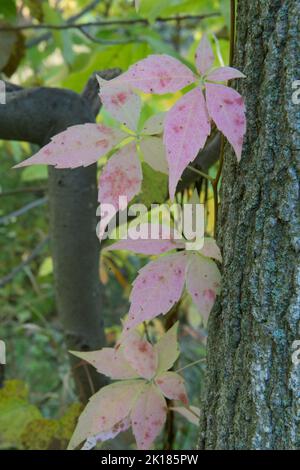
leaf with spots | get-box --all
[125,252,188,330]
[206,66,245,82]
[195,34,214,75]
[186,253,221,322]
[205,83,246,161]
[81,416,131,450]
[97,76,142,132]
[68,380,145,450]
[155,372,188,404]
[98,142,142,239]
[105,223,184,255]
[131,384,167,450]
[164,87,210,200]
[14,124,125,169]
[69,348,139,380]
[154,322,180,375]
[122,330,158,380]
[116,54,195,94]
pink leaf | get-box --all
[154,322,180,375]
[68,380,145,450]
[97,76,142,131]
[117,55,195,94]
[199,238,222,262]
[14,124,125,169]
[155,372,188,405]
[131,384,167,450]
[195,34,214,75]
[207,66,246,82]
[125,252,188,330]
[164,88,211,200]
[171,406,200,425]
[105,223,183,255]
[98,142,142,239]
[140,136,169,174]
[141,112,166,135]
[122,330,158,380]
[186,253,221,322]
[69,348,139,380]
[205,83,246,161]
[81,416,131,449]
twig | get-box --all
[187,165,214,183]
[0,197,48,225]
[0,237,50,288]
[27,0,101,47]
[0,13,220,32]
[78,27,144,45]
[175,358,206,374]
[0,187,46,197]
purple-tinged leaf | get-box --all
[98,142,142,239]
[205,83,246,161]
[206,66,246,82]
[117,55,195,94]
[164,88,211,200]
[125,253,188,330]
[131,384,167,450]
[14,124,125,169]
[195,34,214,76]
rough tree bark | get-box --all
[199,0,300,449]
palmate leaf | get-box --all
[205,83,246,161]
[68,380,145,450]
[131,384,167,450]
[98,142,143,239]
[125,252,189,330]
[155,372,188,404]
[97,76,142,132]
[122,330,158,380]
[70,348,139,380]
[164,87,211,200]
[14,124,125,169]
[113,54,195,94]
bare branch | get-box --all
[0,237,50,288]
[1,13,220,33]
[0,197,48,225]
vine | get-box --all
[14,9,246,449]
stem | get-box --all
[175,358,206,374]
[187,165,214,183]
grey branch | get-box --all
[0,197,48,225]
[0,13,220,33]
[0,237,50,288]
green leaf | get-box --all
[131,163,168,208]
[0,0,16,22]
[21,165,48,182]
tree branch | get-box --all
[0,13,220,33]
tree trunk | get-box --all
[199,0,300,450]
